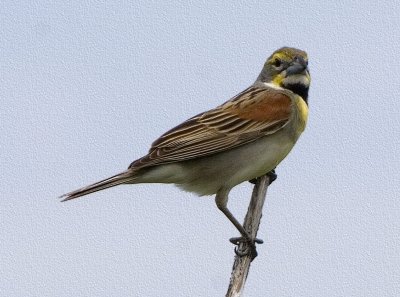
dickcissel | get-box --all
[61,47,310,255]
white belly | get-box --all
[138,129,297,196]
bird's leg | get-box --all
[249,168,277,185]
[215,189,263,259]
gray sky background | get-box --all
[1,1,400,296]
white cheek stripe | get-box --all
[284,75,310,86]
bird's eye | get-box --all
[272,58,282,67]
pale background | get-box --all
[1,1,399,296]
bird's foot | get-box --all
[266,169,277,184]
[229,236,263,261]
[249,169,278,185]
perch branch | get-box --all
[225,174,271,297]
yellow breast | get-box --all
[295,96,308,133]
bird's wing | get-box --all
[130,86,293,169]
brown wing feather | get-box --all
[130,86,292,169]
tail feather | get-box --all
[59,170,136,202]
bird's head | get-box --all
[258,47,310,100]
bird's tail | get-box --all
[59,170,136,202]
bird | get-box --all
[60,47,310,257]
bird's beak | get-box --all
[286,57,308,76]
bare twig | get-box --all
[225,174,270,297]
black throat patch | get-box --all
[285,84,309,104]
